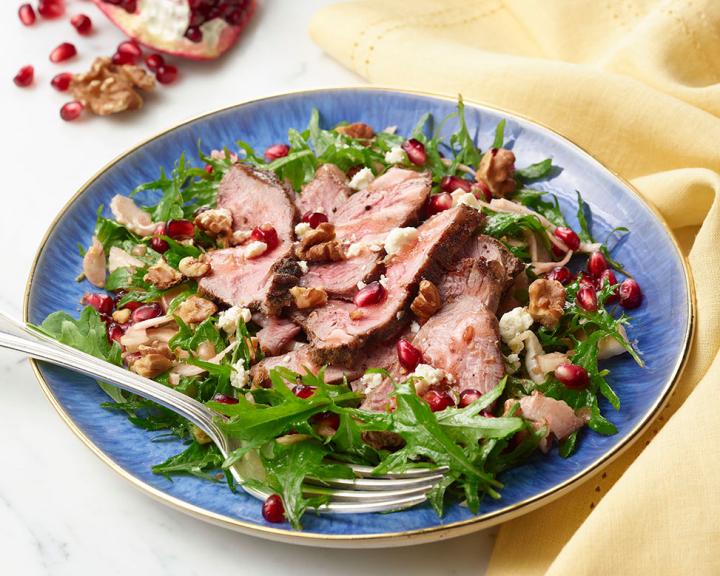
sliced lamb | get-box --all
[199,164,300,315]
[300,204,483,365]
[254,316,302,356]
[299,250,381,299]
[295,164,350,219]
[250,345,355,387]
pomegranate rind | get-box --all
[91,0,256,61]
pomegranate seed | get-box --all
[213,393,239,405]
[292,384,315,399]
[51,72,73,92]
[13,66,34,88]
[50,42,77,64]
[424,389,455,412]
[301,211,328,229]
[185,26,203,42]
[353,281,386,307]
[471,180,492,202]
[262,494,285,523]
[71,14,92,35]
[107,323,125,344]
[151,224,169,253]
[459,388,483,408]
[402,138,427,166]
[156,64,178,84]
[546,266,572,285]
[37,0,64,19]
[587,251,608,276]
[131,303,163,323]
[553,227,580,251]
[145,53,165,71]
[122,300,142,311]
[440,176,471,194]
[600,269,619,304]
[166,219,195,239]
[578,273,599,290]
[117,40,142,59]
[618,278,643,309]
[203,164,214,174]
[61,100,84,122]
[121,0,137,12]
[426,192,453,216]
[82,293,115,315]
[312,411,340,430]
[554,363,590,390]
[251,224,279,251]
[396,338,423,371]
[112,51,137,66]
[18,4,36,26]
[576,286,598,312]
[264,144,290,162]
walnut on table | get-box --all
[528,278,566,328]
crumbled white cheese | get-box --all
[217,306,252,334]
[298,260,309,274]
[411,364,446,386]
[499,307,534,353]
[384,227,419,256]
[360,372,384,394]
[349,167,375,191]
[294,222,311,239]
[368,243,383,252]
[410,321,421,333]
[378,274,388,288]
[244,241,267,259]
[346,242,364,258]
[356,280,367,290]
[384,146,407,164]
[451,190,482,211]
[232,229,252,244]
[230,362,249,389]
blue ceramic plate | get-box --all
[25,88,693,548]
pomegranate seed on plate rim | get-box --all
[71,14,93,35]
[262,494,285,523]
[264,144,290,161]
[50,42,77,64]
[51,72,73,92]
[13,66,34,88]
[554,363,590,390]
[18,4,36,26]
[353,281,386,307]
[396,338,423,371]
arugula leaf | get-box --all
[575,190,594,243]
[448,97,482,168]
[94,207,139,253]
[152,441,224,481]
[516,159,553,181]
[492,119,506,149]
[484,211,549,247]
[169,317,225,353]
[513,188,569,228]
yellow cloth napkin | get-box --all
[310,1,720,573]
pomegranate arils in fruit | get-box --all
[553,227,580,252]
[576,286,598,312]
[440,175,471,194]
[50,42,77,64]
[427,192,453,216]
[264,144,290,162]
[82,293,115,315]
[166,219,195,239]
[131,303,163,323]
[396,338,423,371]
[301,211,328,229]
[107,323,125,344]
[353,281,386,307]
[555,363,590,390]
[151,224,169,253]
[60,101,84,121]
[546,266,572,285]
[292,384,315,399]
[38,0,64,19]
[618,278,643,309]
[13,66,34,88]
[71,14,93,35]
[424,389,455,412]
[402,138,427,166]
[587,251,608,276]
[212,393,239,405]
[251,224,279,251]
[51,72,73,92]
[262,494,285,523]
[472,180,492,202]
[18,4,36,26]
[145,54,165,71]
[156,64,179,85]
[185,26,203,43]
[459,388,483,408]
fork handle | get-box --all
[0,312,224,448]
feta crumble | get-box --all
[384,146,407,164]
[294,222,311,239]
[230,361,249,389]
[378,274,388,288]
[217,306,252,334]
[360,372,384,394]
[349,167,374,191]
[451,190,482,211]
[384,227,419,256]
[346,242,364,258]
[410,321,421,333]
[244,240,267,259]
[298,260,309,274]
[499,307,534,353]
[411,364,446,385]
[356,280,367,290]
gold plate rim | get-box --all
[23,86,695,548]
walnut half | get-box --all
[410,279,442,323]
[290,286,328,309]
[144,259,182,290]
[528,279,566,328]
[175,295,218,325]
[296,222,345,263]
[477,148,516,197]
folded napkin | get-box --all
[310,1,720,573]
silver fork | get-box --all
[0,312,445,514]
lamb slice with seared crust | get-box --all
[296,164,350,219]
[199,164,300,315]
[299,250,381,300]
[250,345,356,387]
[254,315,302,356]
[300,204,483,365]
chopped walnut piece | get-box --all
[229,229,252,246]
[528,279,566,328]
[296,222,345,262]
[300,222,335,248]
[129,352,173,378]
[349,309,365,320]
[175,295,218,325]
[178,256,210,278]
[194,208,233,237]
[290,286,328,309]
[410,279,441,323]
[70,57,155,116]
[335,122,375,140]
[477,148,516,197]
[112,308,131,324]
[144,259,182,289]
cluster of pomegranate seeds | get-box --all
[169,0,255,43]
[130,303,164,323]
[70,14,92,35]
[554,363,590,390]
[51,71,72,91]
[402,138,427,166]
[301,211,328,229]
[424,389,455,412]
[18,4,36,26]
[553,227,580,252]
[439,175,471,194]
[353,281,386,307]
[37,0,64,19]
[14,65,34,87]
[166,219,195,239]
[49,41,77,63]
[396,338,423,371]
[426,192,453,217]
[546,266,573,285]
[292,384,315,399]
[213,393,239,405]
[264,143,290,162]
[576,285,598,312]
[251,224,279,251]
[262,494,285,523]
[82,293,115,314]
[458,388,482,408]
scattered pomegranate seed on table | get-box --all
[587,251,608,276]
[212,394,239,405]
[82,293,115,315]
[576,285,598,312]
[301,211,328,229]
[292,384,315,399]
[424,389,455,412]
[618,278,643,309]
[251,224,279,251]
[71,14,93,35]
[117,40,142,59]
[60,100,84,121]
[51,72,73,92]
[396,338,423,371]
[553,227,580,252]
[458,388,483,408]
[402,138,427,166]
[426,192,453,216]
[262,494,286,523]
[264,143,290,161]
[111,51,137,66]
[130,303,164,323]
[554,363,590,390]
[145,53,165,71]
[18,4,36,26]
[353,281,386,307]
[440,175,471,193]
[37,0,64,19]
[13,65,34,88]
[546,266,573,285]
[165,219,195,239]
[156,64,179,85]
[50,42,77,63]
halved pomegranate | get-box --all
[92,0,257,61]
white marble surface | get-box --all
[0,1,496,573]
